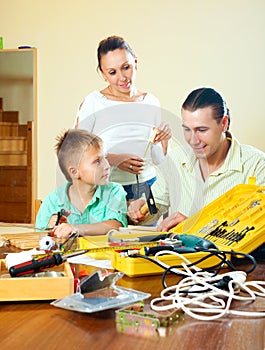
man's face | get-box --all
[181,107,227,160]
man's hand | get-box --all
[127,198,147,223]
[157,212,187,232]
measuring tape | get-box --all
[65,241,161,257]
[32,241,161,260]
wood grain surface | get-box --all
[0,251,264,350]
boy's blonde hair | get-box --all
[55,129,103,182]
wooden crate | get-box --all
[0,260,74,301]
[0,232,39,249]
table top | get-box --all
[0,247,265,350]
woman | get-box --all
[75,35,171,201]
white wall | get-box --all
[0,50,34,124]
[1,0,265,199]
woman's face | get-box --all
[100,48,137,95]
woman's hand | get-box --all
[152,122,172,155]
[153,122,172,144]
[107,153,144,174]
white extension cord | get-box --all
[150,250,265,320]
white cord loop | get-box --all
[150,251,265,320]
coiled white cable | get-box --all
[150,251,265,320]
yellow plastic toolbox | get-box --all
[171,182,265,253]
[79,181,265,277]
[111,182,265,277]
[78,231,167,260]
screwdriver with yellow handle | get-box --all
[143,127,159,158]
[138,128,159,215]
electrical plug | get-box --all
[187,271,247,295]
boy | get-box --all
[36,129,127,239]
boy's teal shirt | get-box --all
[36,182,128,230]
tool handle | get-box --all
[140,203,149,215]
[144,246,196,256]
[9,253,64,277]
[145,245,175,255]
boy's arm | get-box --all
[35,194,59,230]
[53,220,122,239]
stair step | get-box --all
[0,136,27,151]
[0,111,19,123]
[0,152,27,166]
[0,122,19,136]
[0,202,28,222]
[0,185,27,202]
[0,166,27,186]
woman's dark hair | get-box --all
[97,35,135,71]
[182,87,230,129]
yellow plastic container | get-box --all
[111,182,265,277]
[171,182,265,254]
[78,235,111,260]
[78,231,168,260]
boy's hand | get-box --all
[53,223,75,239]
[47,210,71,228]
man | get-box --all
[128,87,265,231]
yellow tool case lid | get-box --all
[171,182,265,254]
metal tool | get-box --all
[135,176,157,215]
[229,200,261,226]
[143,128,158,158]
[55,209,67,225]
[144,183,158,214]
[59,230,79,252]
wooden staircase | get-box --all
[0,97,32,223]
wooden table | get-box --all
[0,248,265,350]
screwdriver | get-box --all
[8,250,88,277]
[9,242,161,277]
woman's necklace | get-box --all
[105,86,145,102]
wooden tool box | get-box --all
[0,232,74,301]
[0,260,74,301]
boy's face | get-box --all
[76,146,110,186]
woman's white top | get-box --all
[75,90,165,185]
